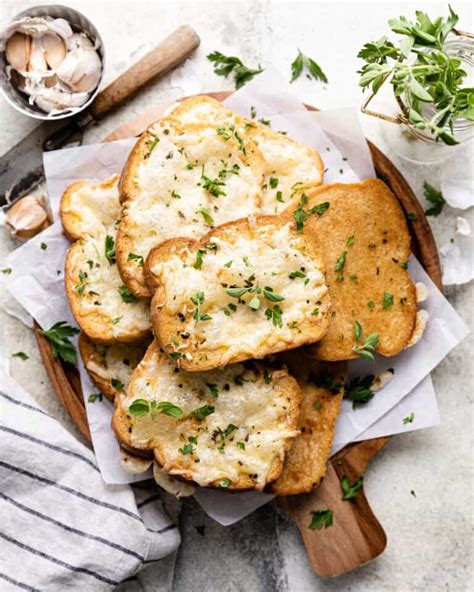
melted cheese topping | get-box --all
[123,347,299,488]
[151,221,329,362]
[122,121,263,277]
[69,223,150,339]
[85,341,147,386]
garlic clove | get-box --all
[28,36,47,73]
[68,32,94,50]
[6,32,31,71]
[43,73,58,88]
[42,33,67,69]
[5,194,51,239]
[33,87,89,113]
[56,47,102,93]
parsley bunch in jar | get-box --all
[357,6,473,145]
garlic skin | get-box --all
[5,194,51,239]
[57,46,102,93]
[2,16,102,115]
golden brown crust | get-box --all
[112,341,302,491]
[269,351,345,495]
[145,214,330,372]
[79,332,151,401]
[283,179,417,360]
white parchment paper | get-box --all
[3,68,468,524]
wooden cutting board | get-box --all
[35,91,442,578]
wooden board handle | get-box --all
[90,25,200,119]
[276,437,389,577]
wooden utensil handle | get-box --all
[276,437,389,577]
[90,25,200,119]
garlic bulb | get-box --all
[2,15,102,115]
[5,194,51,239]
[57,46,102,93]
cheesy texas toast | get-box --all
[113,340,302,491]
[270,351,345,496]
[286,179,417,360]
[61,176,151,344]
[79,332,151,401]
[117,95,323,298]
[145,215,331,372]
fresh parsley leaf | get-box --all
[265,304,283,327]
[88,393,103,403]
[335,251,347,272]
[219,478,231,488]
[423,182,446,216]
[352,322,379,361]
[403,412,415,424]
[308,509,333,529]
[191,291,212,323]
[206,383,219,399]
[111,378,124,390]
[156,401,183,417]
[341,475,364,500]
[2,268,12,274]
[39,322,79,364]
[236,441,246,450]
[12,351,29,360]
[289,271,306,279]
[382,292,394,309]
[293,194,330,233]
[201,173,226,198]
[127,253,144,267]
[179,443,195,455]
[263,287,285,302]
[207,51,263,89]
[40,242,47,250]
[269,177,279,189]
[191,405,215,421]
[129,399,150,416]
[119,285,137,303]
[105,235,116,265]
[291,49,328,84]
[112,316,122,325]
[197,207,214,225]
[344,375,375,408]
[75,270,88,294]
[346,235,355,246]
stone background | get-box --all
[1,2,472,591]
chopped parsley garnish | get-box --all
[291,49,328,84]
[12,351,29,360]
[127,253,144,268]
[169,352,183,360]
[242,256,251,267]
[335,251,347,279]
[346,235,355,246]
[289,270,307,280]
[219,479,232,488]
[263,286,284,302]
[171,190,181,199]
[112,316,122,325]
[265,304,283,327]
[40,242,48,250]
[39,322,79,364]
[236,441,246,450]
[129,399,183,418]
[197,207,214,225]
[269,177,279,189]
[146,133,160,156]
[201,172,226,198]
[400,261,408,269]
[352,321,379,361]
[218,162,240,179]
[1,268,12,274]
[367,300,375,309]
[341,475,364,500]
[194,243,217,270]
[111,378,124,389]
[213,423,238,453]
[276,191,284,203]
[423,182,446,216]
[179,443,195,455]
[105,235,116,264]
[88,393,103,403]
[314,401,322,411]
[75,270,88,295]
[86,259,94,269]
[407,213,417,221]
[294,194,330,233]
[207,51,263,89]
[216,124,246,153]
[382,292,394,309]
[403,412,415,424]
[119,285,137,303]
[191,405,215,421]
[206,383,219,399]
[344,375,376,408]
[191,291,212,322]
[308,509,333,530]
[224,260,233,268]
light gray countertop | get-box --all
[1,2,473,591]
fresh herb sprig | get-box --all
[207,51,263,89]
[352,321,379,361]
[423,181,446,216]
[39,321,79,364]
[291,49,328,84]
[357,7,473,145]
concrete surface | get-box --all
[1,2,473,591]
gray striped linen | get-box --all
[0,372,180,591]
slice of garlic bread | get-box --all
[61,176,151,344]
[270,351,345,496]
[287,179,417,360]
[117,118,265,298]
[79,332,151,401]
[166,95,324,214]
[145,215,331,372]
[112,341,301,490]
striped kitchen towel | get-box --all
[0,371,180,591]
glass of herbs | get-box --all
[357,7,473,163]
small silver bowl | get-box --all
[0,4,105,121]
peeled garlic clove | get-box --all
[6,32,31,71]
[42,33,67,69]
[5,194,51,239]
[28,36,47,73]
[57,47,102,93]
[68,32,94,50]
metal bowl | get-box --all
[0,4,105,121]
